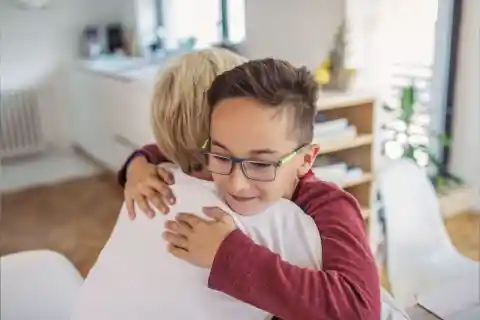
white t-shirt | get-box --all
[71,168,322,320]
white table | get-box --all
[408,305,441,320]
[407,274,480,320]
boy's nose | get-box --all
[227,164,251,192]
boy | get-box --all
[71,51,324,320]
[120,58,382,319]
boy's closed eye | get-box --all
[210,153,231,163]
[248,161,275,168]
[209,152,277,167]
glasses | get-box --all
[200,141,307,182]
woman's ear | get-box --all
[297,144,320,177]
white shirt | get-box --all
[71,168,322,320]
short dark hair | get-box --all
[207,58,319,143]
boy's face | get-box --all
[209,97,318,215]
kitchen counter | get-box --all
[70,56,169,169]
[79,56,169,82]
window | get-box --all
[379,0,464,172]
[222,0,246,44]
[379,0,457,167]
[159,0,245,50]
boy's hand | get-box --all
[163,207,236,268]
[125,156,176,220]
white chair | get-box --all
[1,250,84,320]
[377,159,479,308]
[381,288,411,320]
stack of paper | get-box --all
[417,275,480,319]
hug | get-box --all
[71,49,408,320]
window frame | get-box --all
[442,0,463,166]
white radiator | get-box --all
[0,89,44,159]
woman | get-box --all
[114,49,389,319]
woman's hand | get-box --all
[162,207,236,268]
[124,156,176,219]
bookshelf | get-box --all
[314,92,376,226]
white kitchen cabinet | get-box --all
[68,63,159,171]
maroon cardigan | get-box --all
[118,145,380,320]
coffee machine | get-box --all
[80,26,103,58]
[105,23,127,54]
[80,24,127,58]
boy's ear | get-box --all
[297,144,320,177]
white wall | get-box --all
[449,0,480,209]
[240,0,387,92]
[0,0,376,150]
[0,0,129,149]
[240,0,345,70]
[132,0,157,54]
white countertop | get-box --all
[79,56,169,82]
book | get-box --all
[315,113,327,122]
[313,163,364,187]
[313,155,335,166]
[344,167,364,183]
[315,125,357,146]
[313,163,348,183]
[314,118,349,136]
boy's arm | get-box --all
[208,180,381,320]
[117,144,167,187]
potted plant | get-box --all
[381,84,462,189]
[314,22,356,91]
[381,84,475,216]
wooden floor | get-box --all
[443,212,480,261]
[1,174,479,281]
[1,174,123,276]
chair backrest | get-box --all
[1,250,83,320]
[377,159,457,304]
[381,288,411,320]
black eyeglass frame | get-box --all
[199,141,308,182]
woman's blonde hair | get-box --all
[151,48,247,172]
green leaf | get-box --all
[437,133,452,147]
[442,171,464,185]
[400,85,415,123]
[425,150,464,185]
[404,145,416,160]
[437,176,446,187]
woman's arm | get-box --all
[117,144,166,187]
[118,144,174,218]
[207,179,381,320]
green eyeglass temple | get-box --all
[279,150,298,165]
[201,139,306,167]
[201,139,209,149]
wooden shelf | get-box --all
[315,91,376,233]
[317,134,373,155]
[317,92,375,111]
